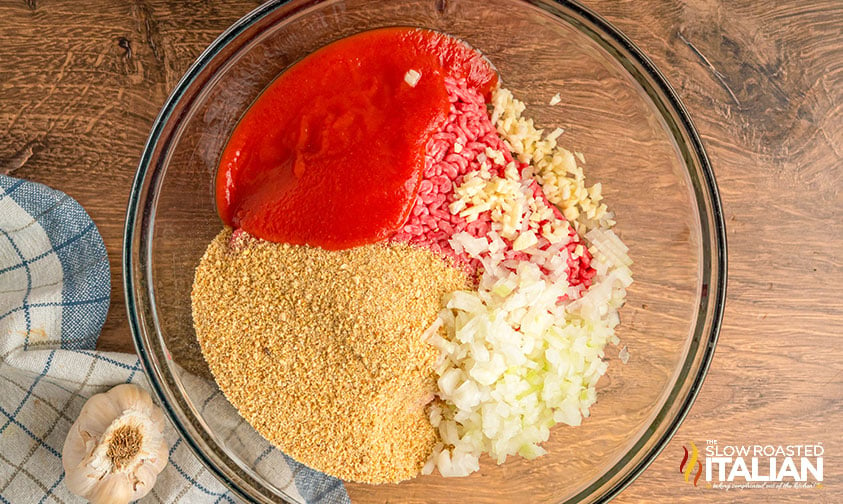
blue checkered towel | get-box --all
[0,174,349,504]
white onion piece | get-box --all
[426,220,632,477]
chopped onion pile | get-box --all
[423,228,631,477]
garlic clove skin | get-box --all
[131,459,163,501]
[85,473,134,504]
[76,393,123,437]
[62,456,101,498]
[63,384,169,504]
[109,383,154,412]
[150,437,169,474]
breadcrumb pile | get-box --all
[191,228,468,484]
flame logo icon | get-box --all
[679,441,703,486]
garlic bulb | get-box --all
[62,384,168,504]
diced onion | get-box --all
[404,69,422,87]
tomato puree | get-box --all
[216,27,497,249]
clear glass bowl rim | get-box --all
[123,1,728,502]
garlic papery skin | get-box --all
[62,384,168,504]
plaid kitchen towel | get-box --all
[0,174,349,504]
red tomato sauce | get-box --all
[216,27,497,249]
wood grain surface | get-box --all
[0,0,840,503]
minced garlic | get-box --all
[491,87,615,233]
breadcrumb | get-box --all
[192,228,468,484]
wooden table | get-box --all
[1,0,840,502]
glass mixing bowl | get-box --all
[124,0,726,502]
